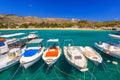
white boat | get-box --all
[95,42,120,59]
[63,40,88,72]
[42,39,61,67]
[0,33,26,72]
[0,47,25,72]
[108,34,120,40]
[80,46,102,66]
[20,39,44,69]
[27,31,38,40]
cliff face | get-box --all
[0,14,72,24]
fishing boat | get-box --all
[20,39,44,69]
[0,46,25,72]
[80,46,102,65]
[27,31,38,40]
[42,39,61,67]
[0,33,27,72]
[95,42,120,59]
[108,34,120,40]
[63,39,88,72]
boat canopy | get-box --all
[28,39,43,44]
[20,36,28,40]
[0,33,25,38]
[64,39,74,46]
[47,39,59,43]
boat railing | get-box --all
[63,39,75,47]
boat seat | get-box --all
[23,49,38,57]
[45,48,59,57]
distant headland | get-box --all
[0,14,120,30]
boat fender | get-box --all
[106,51,110,54]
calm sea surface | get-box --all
[0,30,120,80]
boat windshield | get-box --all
[0,41,5,47]
[74,56,82,59]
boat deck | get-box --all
[84,50,98,59]
[67,47,87,66]
[23,49,39,57]
[45,48,59,57]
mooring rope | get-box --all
[115,65,120,74]
[26,63,45,80]
[45,66,50,74]
[9,64,21,80]
[53,66,60,80]
[88,70,96,80]
[22,65,26,80]
[102,62,107,72]
[54,65,82,80]
[84,72,86,80]
[103,61,107,68]
[90,65,96,80]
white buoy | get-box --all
[112,61,118,65]
[107,60,110,62]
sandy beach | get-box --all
[0,28,111,31]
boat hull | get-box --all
[47,59,57,67]
[0,46,26,72]
[21,55,41,69]
[20,47,44,69]
[0,56,21,72]
[108,34,120,40]
[90,59,101,66]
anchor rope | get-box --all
[9,64,21,80]
[26,63,45,80]
[115,65,120,74]
[53,66,60,80]
[88,70,96,80]
[84,72,86,80]
[102,62,107,72]
[90,65,96,80]
[54,65,82,80]
[45,66,50,74]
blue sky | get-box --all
[0,0,120,21]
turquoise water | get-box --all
[0,30,120,80]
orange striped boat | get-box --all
[42,39,61,67]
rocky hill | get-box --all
[0,14,72,24]
[0,14,119,29]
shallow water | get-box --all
[0,30,120,80]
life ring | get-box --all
[106,51,110,54]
